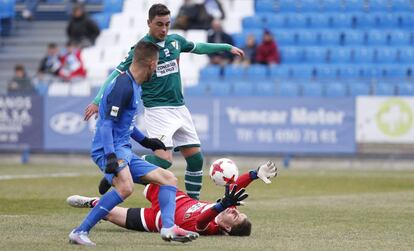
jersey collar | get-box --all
[125,69,138,85]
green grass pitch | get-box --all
[0,163,413,251]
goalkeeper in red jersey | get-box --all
[67,161,277,236]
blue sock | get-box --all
[76,189,123,233]
[158,185,177,229]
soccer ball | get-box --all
[209,158,239,186]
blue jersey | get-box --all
[91,70,141,155]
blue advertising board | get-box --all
[186,97,356,154]
[0,95,44,150]
[44,96,94,151]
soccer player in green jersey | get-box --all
[84,4,244,200]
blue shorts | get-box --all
[91,146,157,185]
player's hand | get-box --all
[230,46,245,58]
[220,184,248,208]
[257,161,277,184]
[84,103,99,121]
[139,137,167,151]
[105,153,119,174]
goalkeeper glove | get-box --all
[139,137,167,151]
[256,161,277,184]
[214,184,248,212]
[105,153,119,175]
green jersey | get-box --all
[116,34,195,108]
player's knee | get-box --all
[163,170,177,186]
[117,181,134,198]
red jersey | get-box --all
[140,173,254,235]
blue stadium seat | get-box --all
[375,83,396,95]
[233,81,254,96]
[301,0,322,12]
[286,14,308,28]
[360,65,381,79]
[343,30,365,45]
[272,30,296,45]
[325,83,347,97]
[242,16,263,29]
[256,0,276,13]
[391,0,414,11]
[265,15,286,29]
[291,65,315,79]
[277,0,298,12]
[319,30,341,45]
[375,47,398,63]
[232,33,246,48]
[87,0,103,3]
[388,31,411,46]
[322,0,343,11]
[185,85,207,96]
[91,13,111,29]
[366,30,389,45]
[296,30,318,45]
[103,0,123,13]
[349,82,371,96]
[199,65,221,81]
[381,65,408,79]
[315,65,338,80]
[208,83,231,96]
[369,0,390,12]
[375,13,399,28]
[46,0,64,3]
[279,82,300,97]
[399,13,414,29]
[330,47,352,63]
[36,83,49,96]
[353,13,376,28]
[305,47,328,63]
[270,65,292,80]
[353,47,375,63]
[330,13,353,28]
[280,47,304,63]
[302,82,323,96]
[338,65,361,79]
[255,81,277,96]
[0,0,15,18]
[224,65,245,80]
[344,0,366,11]
[398,83,414,96]
[308,14,330,28]
[246,64,268,80]
[399,47,414,63]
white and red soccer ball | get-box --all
[209,158,239,186]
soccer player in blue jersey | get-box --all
[69,41,199,246]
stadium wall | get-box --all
[0,95,413,155]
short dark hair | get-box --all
[15,64,25,72]
[133,41,159,66]
[148,4,170,21]
[228,219,252,236]
[48,43,57,49]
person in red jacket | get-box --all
[58,41,87,81]
[67,161,277,236]
[255,30,281,65]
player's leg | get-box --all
[70,164,134,246]
[174,106,203,200]
[130,156,199,242]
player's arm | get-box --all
[174,34,244,58]
[195,184,248,232]
[235,161,278,189]
[101,77,133,174]
[130,127,166,151]
[84,47,135,121]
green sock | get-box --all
[143,155,172,169]
[184,152,204,200]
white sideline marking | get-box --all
[0,172,94,181]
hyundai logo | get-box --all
[50,112,85,135]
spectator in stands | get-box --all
[207,19,234,65]
[7,65,36,95]
[38,43,61,77]
[173,0,212,30]
[234,34,257,66]
[21,0,41,21]
[58,41,87,82]
[204,0,225,20]
[255,30,281,65]
[66,4,100,48]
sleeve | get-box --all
[195,208,220,233]
[173,34,196,53]
[100,119,115,155]
[130,126,146,143]
[233,172,256,189]
[191,42,232,55]
[104,76,133,121]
